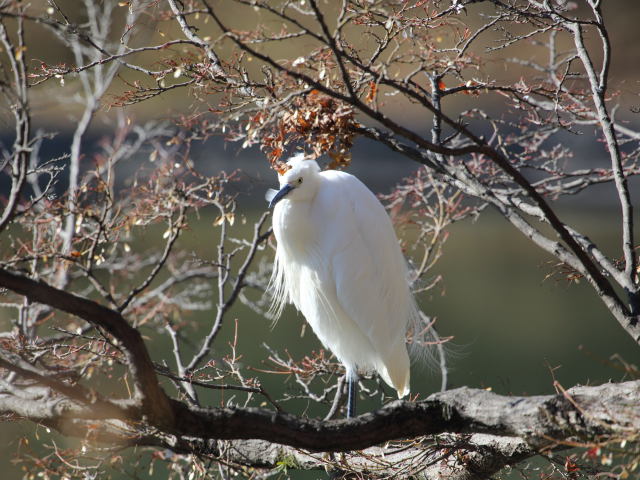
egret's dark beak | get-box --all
[269,184,294,209]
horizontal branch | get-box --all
[2,377,636,477]
[165,380,639,452]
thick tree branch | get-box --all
[162,380,638,452]
[0,268,174,426]
[1,377,636,476]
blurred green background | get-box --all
[1,0,640,477]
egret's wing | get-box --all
[318,171,414,349]
[315,171,413,396]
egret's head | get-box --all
[268,154,321,208]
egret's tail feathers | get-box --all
[408,310,449,375]
[395,366,411,399]
[377,345,410,399]
[394,374,410,399]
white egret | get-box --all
[266,154,420,417]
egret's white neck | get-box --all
[273,198,318,258]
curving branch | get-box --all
[161,380,639,453]
[0,268,174,426]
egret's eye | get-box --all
[297,177,303,184]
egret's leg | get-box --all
[346,375,358,418]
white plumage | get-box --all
[267,154,419,399]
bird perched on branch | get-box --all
[266,154,421,418]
